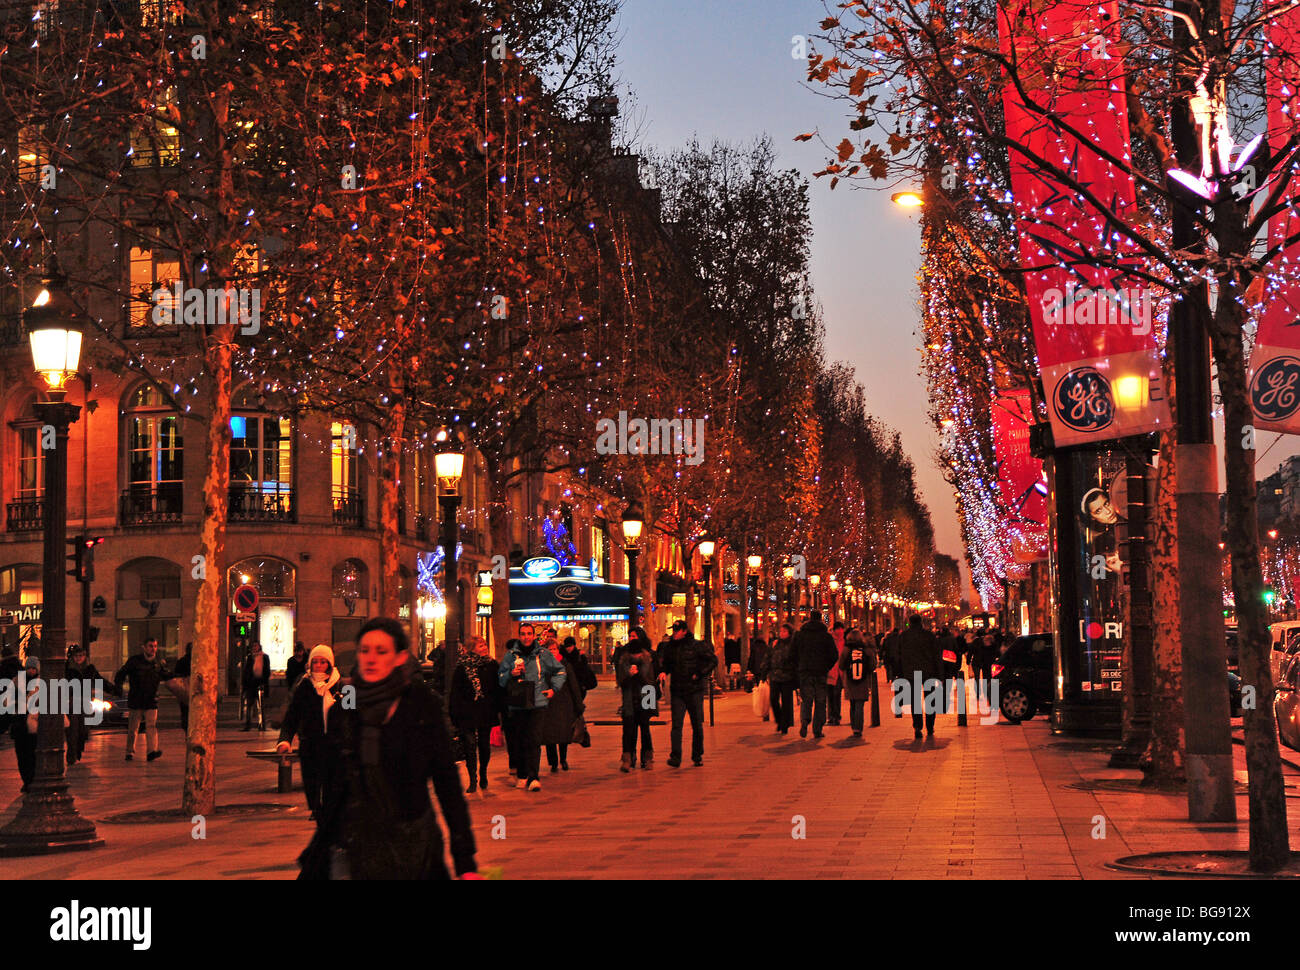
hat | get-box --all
[24,656,40,673]
[672,619,688,632]
[308,644,335,670]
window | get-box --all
[129,246,180,327]
[16,126,44,182]
[15,424,43,498]
[123,384,183,522]
[331,421,361,526]
[139,0,182,27]
[130,85,180,167]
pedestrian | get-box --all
[65,643,110,765]
[616,627,657,771]
[543,636,587,772]
[462,636,502,792]
[897,614,942,739]
[826,622,847,725]
[277,644,342,821]
[881,626,903,717]
[838,628,876,736]
[285,641,308,694]
[724,636,741,690]
[498,623,566,791]
[113,637,171,761]
[974,632,998,704]
[169,641,193,733]
[241,640,271,731]
[298,617,479,879]
[657,618,716,767]
[938,625,962,713]
[0,644,19,737]
[792,611,839,739]
[745,635,770,696]
[9,656,43,790]
[768,623,798,734]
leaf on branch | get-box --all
[887,133,911,155]
[311,203,335,219]
[848,68,869,97]
[795,132,816,142]
[849,117,872,132]
[837,138,855,162]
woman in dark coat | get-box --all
[299,618,478,880]
[767,623,798,734]
[452,637,503,793]
[277,644,343,820]
[543,638,589,771]
[617,627,657,771]
[838,628,875,737]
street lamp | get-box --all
[698,535,717,726]
[891,189,924,207]
[0,267,102,856]
[622,499,644,632]
[829,577,840,624]
[810,573,822,613]
[746,553,762,638]
[783,564,795,619]
[435,448,464,701]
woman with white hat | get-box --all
[277,644,342,821]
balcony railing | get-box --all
[333,487,363,529]
[6,498,43,533]
[120,484,183,526]
[229,483,294,523]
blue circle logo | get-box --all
[1251,355,1300,422]
[1053,367,1114,432]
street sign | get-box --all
[233,584,259,613]
[0,604,43,625]
[235,611,256,623]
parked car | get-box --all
[1225,627,1238,676]
[994,633,1054,723]
[1274,654,1300,752]
[87,693,128,729]
[1269,621,1300,684]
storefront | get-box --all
[509,557,633,673]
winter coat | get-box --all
[114,653,173,710]
[897,626,943,684]
[279,671,343,750]
[792,618,839,677]
[768,636,798,684]
[424,648,478,729]
[285,654,308,692]
[746,639,771,682]
[241,651,272,694]
[543,658,585,745]
[310,677,477,878]
[839,638,876,701]
[827,630,846,686]
[616,642,658,715]
[560,648,598,693]
[658,633,717,694]
[498,642,567,710]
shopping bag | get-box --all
[489,725,505,748]
[752,680,771,718]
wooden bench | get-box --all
[246,749,299,793]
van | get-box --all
[1268,621,1300,684]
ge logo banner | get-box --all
[1053,367,1114,432]
[1251,355,1300,422]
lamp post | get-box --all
[0,268,102,856]
[828,577,840,625]
[747,554,762,639]
[622,500,643,633]
[810,573,821,614]
[435,448,464,701]
[783,564,795,622]
[699,536,716,726]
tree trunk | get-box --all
[378,399,405,618]
[1146,425,1186,786]
[739,540,750,672]
[1211,294,1291,871]
[488,469,513,656]
[183,329,233,817]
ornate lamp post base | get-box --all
[0,781,104,856]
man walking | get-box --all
[241,640,271,731]
[793,611,838,739]
[499,623,566,791]
[658,619,716,767]
[114,637,172,761]
[897,614,943,740]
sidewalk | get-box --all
[3,675,1297,879]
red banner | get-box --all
[1249,5,1300,430]
[998,1,1170,446]
[992,389,1049,563]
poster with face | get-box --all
[1072,451,1129,697]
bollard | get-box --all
[278,756,293,793]
[870,666,881,728]
[956,670,967,727]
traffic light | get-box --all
[1264,586,1277,607]
[67,535,104,583]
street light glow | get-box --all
[891,190,924,207]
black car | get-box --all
[993,633,1054,723]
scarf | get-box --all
[352,656,414,766]
[311,666,341,724]
[459,647,485,700]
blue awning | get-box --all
[508,564,636,623]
